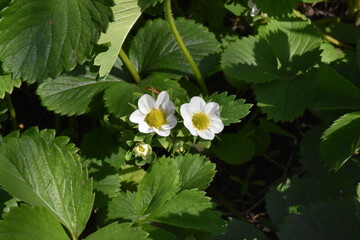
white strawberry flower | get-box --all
[180,97,224,140]
[129,91,177,137]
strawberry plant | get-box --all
[0,0,359,239]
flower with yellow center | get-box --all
[130,91,177,136]
[180,96,224,140]
[133,142,152,159]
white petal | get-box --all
[163,115,177,129]
[155,91,169,109]
[198,129,215,140]
[209,119,224,134]
[163,100,175,116]
[138,122,153,134]
[138,94,155,114]
[183,119,198,136]
[204,102,220,115]
[129,110,145,123]
[189,96,206,112]
[180,103,192,119]
[154,128,170,137]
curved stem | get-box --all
[164,0,208,96]
[119,48,141,83]
[5,93,18,130]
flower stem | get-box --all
[5,93,18,130]
[164,0,208,96]
[119,48,141,83]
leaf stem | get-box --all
[5,93,18,130]
[164,0,208,96]
[119,48,141,83]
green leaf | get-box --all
[0,0,113,83]
[139,74,188,102]
[108,191,138,221]
[136,160,180,216]
[312,66,360,112]
[169,154,216,191]
[0,75,21,98]
[278,198,360,240]
[0,127,94,237]
[221,36,279,86]
[254,74,316,122]
[253,0,298,16]
[95,0,142,77]
[321,112,360,170]
[320,42,345,64]
[0,205,69,240]
[212,218,268,240]
[212,133,255,165]
[149,189,227,234]
[93,174,121,198]
[85,222,149,240]
[206,92,252,126]
[266,175,356,227]
[104,82,142,117]
[129,18,220,78]
[37,75,117,116]
[142,225,177,240]
[138,0,164,10]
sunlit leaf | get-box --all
[0,0,113,82]
[85,222,148,240]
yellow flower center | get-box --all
[192,112,210,130]
[145,109,166,129]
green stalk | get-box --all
[164,0,208,96]
[5,93,18,130]
[119,48,141,83]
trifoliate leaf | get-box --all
[221,36,279,86]
[206,92,252,126]
[37,75,118,116]
[266,175,356,227]
[254,74,316,122]
[104,82,142,117]
[95,0,142,77]
[0,127,94,237]
[129,18,220,78]
[212,133,255,165]
[0,0,113,83]
[136,160,181,216]
[321,112,360,171]
[278,198,360,240]
[262,19,321,72]
[0,205,69,240]
[142,225,177,240]
[168,154,216,191]
[253,0,298,16]
[0,75,21,99]
[85,222,149,240]
[139,73,188,102]
[149,189,226,234]
[212,218,269,240]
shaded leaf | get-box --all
[104,82,142,117]
[0,205,69,240]
[0,127,94,237]
[138,0,164,10]
[142,225,177,240]
[108,191,138,221]
[85,222,148,240]
[0,0,112,82]
[253,0,298,16]
[95,0,142,77]
[321,112,360,170]
[278,198,360,240]
[254,74,316,122]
